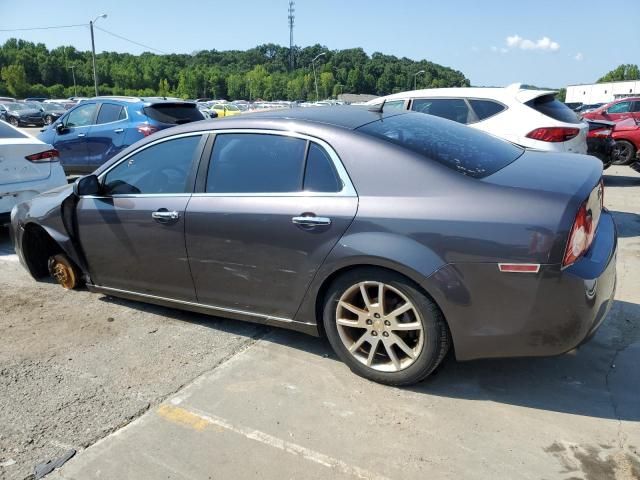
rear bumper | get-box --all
[430,210,617,361]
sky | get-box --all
[1,0,638,88]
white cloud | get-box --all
[574,52,584,61]
[503,34,560,51]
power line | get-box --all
[0,23,87,32]
[94,26,168,54]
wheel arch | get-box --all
[20,222,65,278]
[307,260,453,353]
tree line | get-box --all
[0,39,470,100]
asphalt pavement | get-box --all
[1,166,639,480]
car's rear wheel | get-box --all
[323,268,450,386]
[611,140,636,165]
[8,117,18,127]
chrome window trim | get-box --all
[93,128,357,199]
[201,128,357,197]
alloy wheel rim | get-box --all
[335,281,424,372]
[613,144,631,163]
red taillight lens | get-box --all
[137,125,159,137]
[526,127,580,143]
[25,149,59,162]
[563,202,595,268]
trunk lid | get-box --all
[0,140,52,186]
[483,150,602,199]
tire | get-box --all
[8,117,19,127]
[322,268,450,386]
[45,115,53,125]
[611,140,636,166]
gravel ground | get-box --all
[0,164,639,480]
[0,245,267,480]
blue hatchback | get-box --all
[38,97,205,174]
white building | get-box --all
[566,80,640,104]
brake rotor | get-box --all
[48,254,78,290]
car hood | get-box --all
[13,108,41,116]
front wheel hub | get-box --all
[48,254,78,290]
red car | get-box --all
[582,97,640,123]
[610,118,640,165]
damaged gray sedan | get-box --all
[10,107,617,385]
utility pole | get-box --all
[288,1,295,70]
[414,70,425,90]
[90,14,107,97]
[312,52,325,102]
[68,65,77,97]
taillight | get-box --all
[526,127,580,143]
[562,180,603,269]
[590,128,612,138]
[25,149,59,162]
[137,125,159,137]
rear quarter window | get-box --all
[143,104,204,125]
[469,99,506,120]
[525,94,581,124]
[357,113,523,179]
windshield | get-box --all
[6,103,27,111]
[357,112,524,179]
[43,103,64,111]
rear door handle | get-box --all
[114,128,124,133]
[292,215,331,227]
[77,133,85,137]
[152,209,180,223]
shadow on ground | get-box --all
[604,174,640,187]
[99,291,639,423]
[610,210,640,238]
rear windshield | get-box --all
[525,94,581,124]
[143,103,204,125]
[357,113,523,179]
[0,121,28,138]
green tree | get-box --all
[1,64,28,97]
[597,64,640,83]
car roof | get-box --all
[367,83,557,105]
[235,105,403,129]
[87,96,196,106]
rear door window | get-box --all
[468,99,506,120]
[525,94,580,124]
[96,103,125,124]
[411,98,472,124]
[303,143,342,192]
[206,133,306,193]
[383,100,406,111]
[143,104,204,125]
[357,113,523,179]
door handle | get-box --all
[114,128,124,133]
[152,209,180,223]
[77,133,85,137]
[292,215,331,227]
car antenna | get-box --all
[368,99,386,114]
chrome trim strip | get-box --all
[90,284,313,326]
[95,128,357,199]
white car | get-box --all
[366,83,588,154]
[0,121,67,224]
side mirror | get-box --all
[73,175,101,197]
[56,123,67,134]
